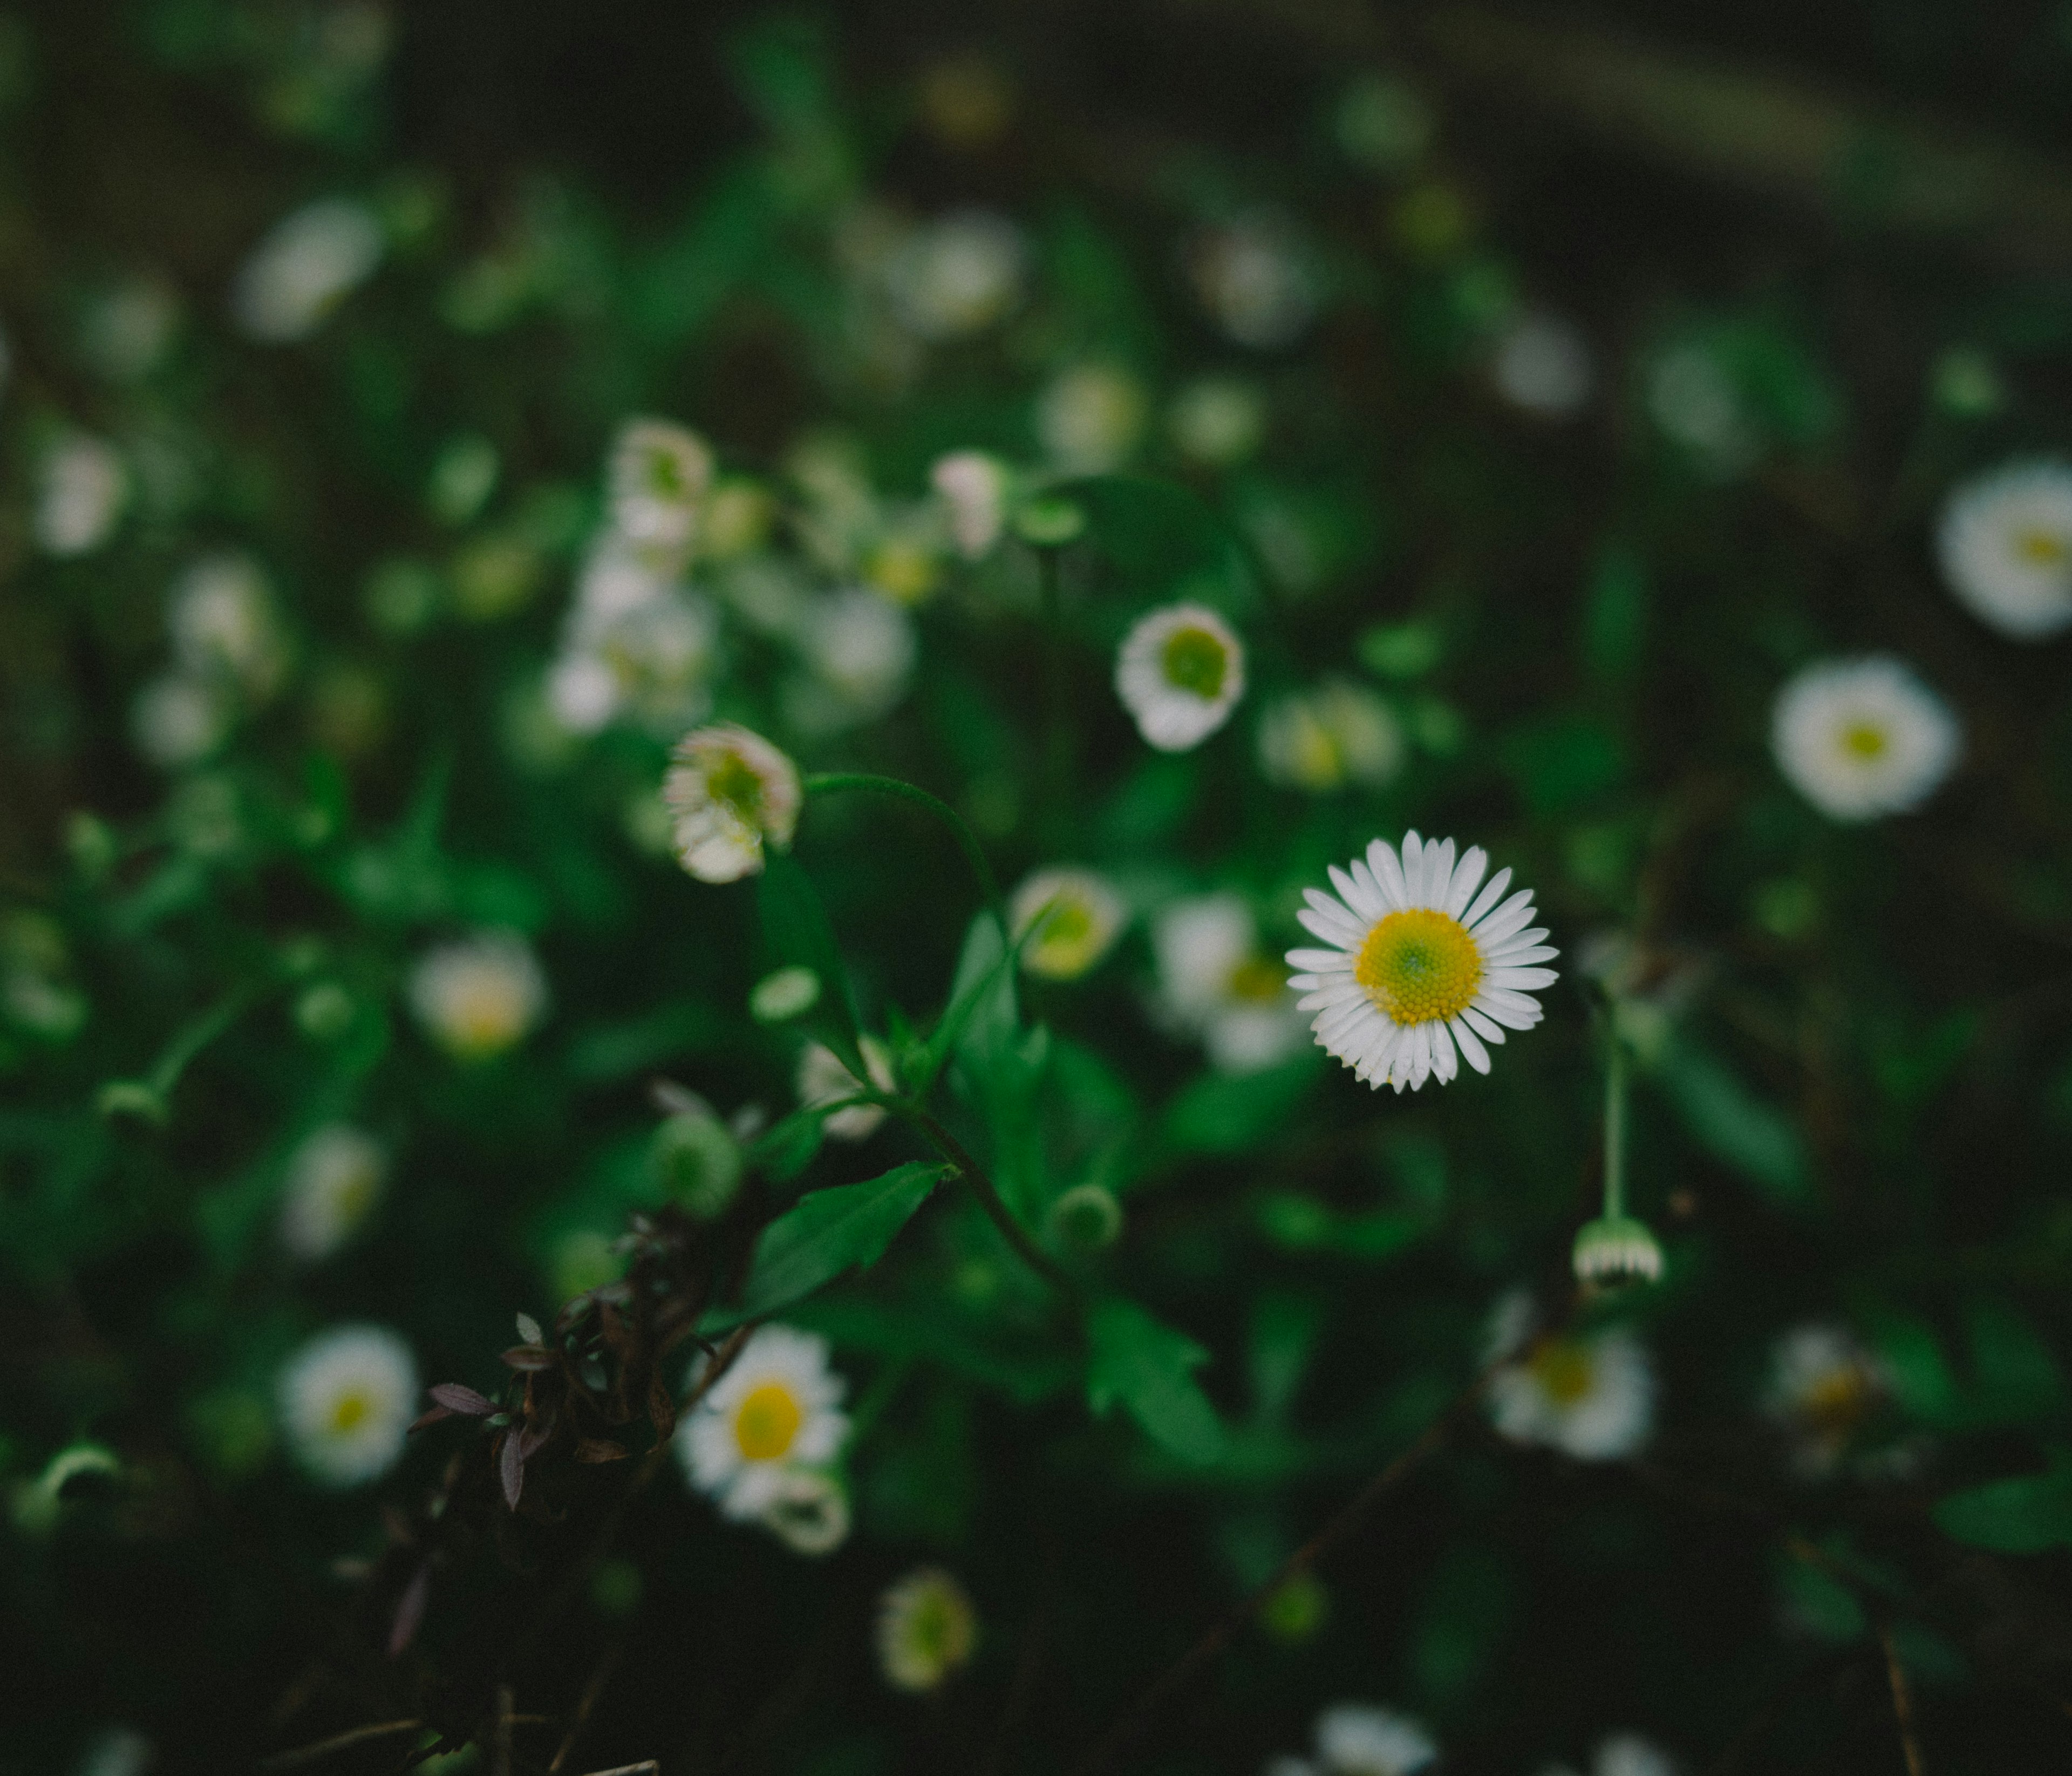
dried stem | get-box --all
[256,1721,425,1771]
[1878,1623,1928,1776]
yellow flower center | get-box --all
[450,984,523,1055]
[865,540,940,606]
[1161,625,1229,699]
[642,446,691,501]
[706,751,767,826]
[732,1380,804,1462]
[2015,526,2068,568]
[1226,955,1286,1003]
[1800,1366,1871,1438]
[1354,908,1482,1026]
[1528,1338,1596,1407]
[328,1390,371,1435]
[1839,720,1889,760]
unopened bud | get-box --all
[750,965,821,1025]
[1049,1182,1123,1252]
[1572,1215,1664,1289]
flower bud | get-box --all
[1049,1182,1123,1252]
[1571,1215,1664,1289]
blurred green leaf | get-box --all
[1500,713,1627,817]
[712,1161,946,1329]
[1086,1296,1226,1465]
[1582,540,1648,681]
[1161,1054,1321,1158]
[1064,475,1256,614]
[1933,1465,2072,1554]
[1651,1037,1811,1205]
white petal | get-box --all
[1484,944,1559,967]
[1400,831,1426,906]
[1461,866,1512,929]
[1450,1016,1492,1074]
[1475,990,1543,1030]
[1349,858,1387,915]
[1446,846,1488,918]
[1426,839,1457,911]
[1329,863,1383,921]
[1367,839,1409,910]
[1297,906,1359,947]
[1287,947,1352,970]
[1462,1005,1506,1045]
[1430,1019,1459,1081]
[1485,967,1558,990]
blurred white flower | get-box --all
[1936,457,2072,638]
[1115,602,1247,751]
[1153,894,1304,1072]
[876,1566,978,1692]
[1190,212,1319,350]
[550,548,720,737]
[1038,364,1147,474]
[277,1324,418,1486]
[795,589,916,727]
[1771,656,1959,821]
[608,418,714,563]
[758,1465,852,1555]
[1646,342,1756,473]
[887,209,1026,340]
[1765,1322,1889,1477]
[131,672,232,770]
[676,1325,848,1520]
[797,1037,898,1141]
[1593,1733,1679,1776]
[76,1727,154,1776]
[1286,832,1555,1092]
[408,932,548,1062]
[168,553,290,699]
[1492,310,1594,418]
[1486,1294,1653,1460]
[1312,1702,1438,1775]
[36,433,128,556]
[1169,377,1266,467]
[1257,681,1405,792]
[1011,867,1126,981]
[931,450,1012,557]
[279,1124,388,1262]
[233,197,384,342]
[661,723,802,883]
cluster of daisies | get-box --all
[1258,1703,1680,1776]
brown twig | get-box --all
[577,1764,658,1776]
[549,1642,625,1775]
[255,1721,425,1771]
[1878,1623,1928,1776]
[492,1686,514,1776]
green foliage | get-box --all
[1085,1296,1228,1465]
[715,1161,948,1328]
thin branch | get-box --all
[492,1686,514,1776]
[908,1106,1081,1304]
[577,1764,659,1776]
[256,1721,424,1771]
[1878,1623,1928,1776]
[549,1643,624,1775]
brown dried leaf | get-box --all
[497,1430,524,1509]
[574,1439,630,1464]
[430,1383,496,1416]
[500,1345,557,1371]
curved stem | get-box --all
[1602,1024,1628,1222]
[802,773,1006,929]
[894,1102,1080,1306]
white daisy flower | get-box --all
[1485,1295,1654,1461]
[1189,211,1319,351]
[277,1324,418,1486]
[608,418,714,562]
[1010,867,1127,982]
[1153,894,1305,1073]
[887,209,1026,341]
[1592,1732,1678,1776]
[676,1324,848,1521]
[1764,1322,1889,1476]
[168,553,289,699]
[279,1124,388,1262]
[1257,681,1405,792]
[876,1566,978,1692]
[1770,656,1959,821]
[551,569,720,739]
[930,450,1011,557]
[662,723,802,884]
[1037,364,1148,475]
[1115,603,1247,752]
[36,433,128,557]
[408,932,548,1062]
[758,1465,852,1555]
[1935,457,2072,638]
[795,588,916,726]
[796,1037,898,1141]
[1312,1702,1438,1775]
[1169,377,1266,467]
[131,672,232,769]
[232,197,385,342]
[1285,832,1556,1093]
[1491,310,1595,418]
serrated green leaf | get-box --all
[1086,1297,1225,1465]
[1932,1467,2072,1554]
[711,1161,945,1328]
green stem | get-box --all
[1602,1024,1628,1222]
[1037,547,1071,835]
[899,1103,1081,1307]
[802,773,1005,930]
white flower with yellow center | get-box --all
[1286,832,1555,1093]
[876,1566,978,1692]
[797,1037,899,1141]
[1770,656,1959,822]
[1257,681,1405,792]
[1116,603,1247,752]
[661,723,802,883]
[1312,1702,1438,1775]
[278,1324,418,1486]
[1037,364,1148,474]
[36,433,128,557]
[1937,458,2072,638]
[279,1124,388,1262]
[1764,1322,1888,1476]
[677,1324,848,1521]
[758,1465,852,1555]
[1485,1294,1653,1461]
[1011,867,1127,982]
[169,553,290,699]
[408,932,548,1062]
[1153,894,1304,1073]
[232,197,385,342]
[608,418,714,563]
[930,450,1011,557]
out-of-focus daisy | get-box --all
[1189,212,1319,350]
[1645,340,1757,475]
[1286,832,1556,1093]
[232,197,384,342]
[661,723,802,883]
[930,450,1011,557]
[408,932,548,1062]
[608,418,714,562]
[168,554,290,699]
[1764,1323,1889,1476]
[792,589,916,730]
[36,434,128,556]
[887,209,1026,340]
[279,1124,388,1261]
[797,1037,899,1141]
[1116,603,1246,751]
[758,1465,851,1555]
[1037,364,1147,474]
[1153,894,1304,1072]
[1169,377,1265,467]
[1011,867,1126,981]
[1770,656,1959,821]
[677,1325,848,1521]
[1257,681,1405,792]
[876,1566,978,1692]
[1301,1702,1439,1775]
[1491,310,1595,418]
[1935,458,2072,638]
[1485,1294,1653,1461]
[277,1324,418,1486]
[549,550,720,738]
[131,672,231,770]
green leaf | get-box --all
[711,1161,945,1329]
[911,911,1021,1095]
[1062,474,1256,611]
[746,1104,826,1183]
[756,850,864,1080]
[1086,1297,1226,1465]
[1651,1037,1810,1204]
[1933,1467,2072,1554]
[1161,1054,1321,1158]
[1582,540,1648,681]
